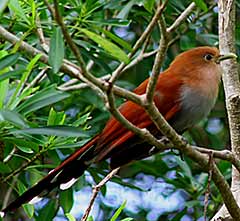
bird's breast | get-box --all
[169,85,217,132]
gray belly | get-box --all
[169,86,217,133]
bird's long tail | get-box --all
[1,135,99,215]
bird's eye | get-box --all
[204,54,214,61]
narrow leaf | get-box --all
[36,200,57,221]
[49,27,65,73]
[4,137,38,152]
[8,54,42,109]
[8,0,30,25]
[17,181,34,218]
[193,0,208,12]
[117,0,136,19]
[47,108,66,126]
[65,213,76,221]
[0,69,24,82]
[12,126,90,138]
[0,53,20,70]
[121,218,134,221]
[16,85,70,115]
[0,110,28,128]
[110,200,127,221]
[60,188,74,213]
[88,18,130,27]
[0,78,8,108]
[143,0,155,13]
[81,29,129,63]
[99,28,132,51]
[0,162,11,173]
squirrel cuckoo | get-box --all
[1,46,236,215]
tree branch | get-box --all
[211,0,240,220]
[80,168,120,221]
[109,1,168,84]
[50,1,240,219]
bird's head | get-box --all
[170,46,237,71]
[167,46,237,99]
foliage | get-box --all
[0,0,239,221]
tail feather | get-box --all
[2,136,99,214]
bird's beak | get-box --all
[216,52,237,63]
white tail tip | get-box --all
[0,211,5,218]
[60,178,78,190]
[29,196,42,205]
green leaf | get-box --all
[81,29,129,63]
[88,18,130,27]
[175,157,192,180]
[0,53,20,70]
[87,216,94,221]
[0,52,16,108]
[72,112,91,127]
[22,204,34,219]
[0,69,24,82]
[8,0,30,25]
[0,77,8,109]
[143,0,155,13]
[110,200,127,221]
[47,108,66,126]
[36,200,58,221]
[0,110,28,128]
[17,181,35,218]
[12,126,90,138]
[98,28,132,51]
[48,27,65,73]
[193,0,208,12]
[51,139,90,150]
[4,137,38,153]
[0,161,11,173]
[8,54,42,109]
[17,145,34,154]
[30,0,36,25]
[16,85,70,115]
[117,0,136,19]
[121,218,134,221]
[65,213,76,221]
[60,188,74,213]
[180,35,196,50]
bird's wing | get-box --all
[94,72,183,162]
[2,72,183,214]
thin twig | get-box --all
[166,2,196,33]
[80,168,120,221]
[58,75,111,91]
[109,1,168,84]
[122,49,159,73]
[204,151,214,221]
[145,14,169,102]
[52,0,107,102]
[146,0,197,103]
[1,1,239,219]
[0,24,142,103]
[194,147,240,173]
[0,150,46,184]
[25,67,48,91]
[36,15,49,53]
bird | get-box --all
[1,46,236,216]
